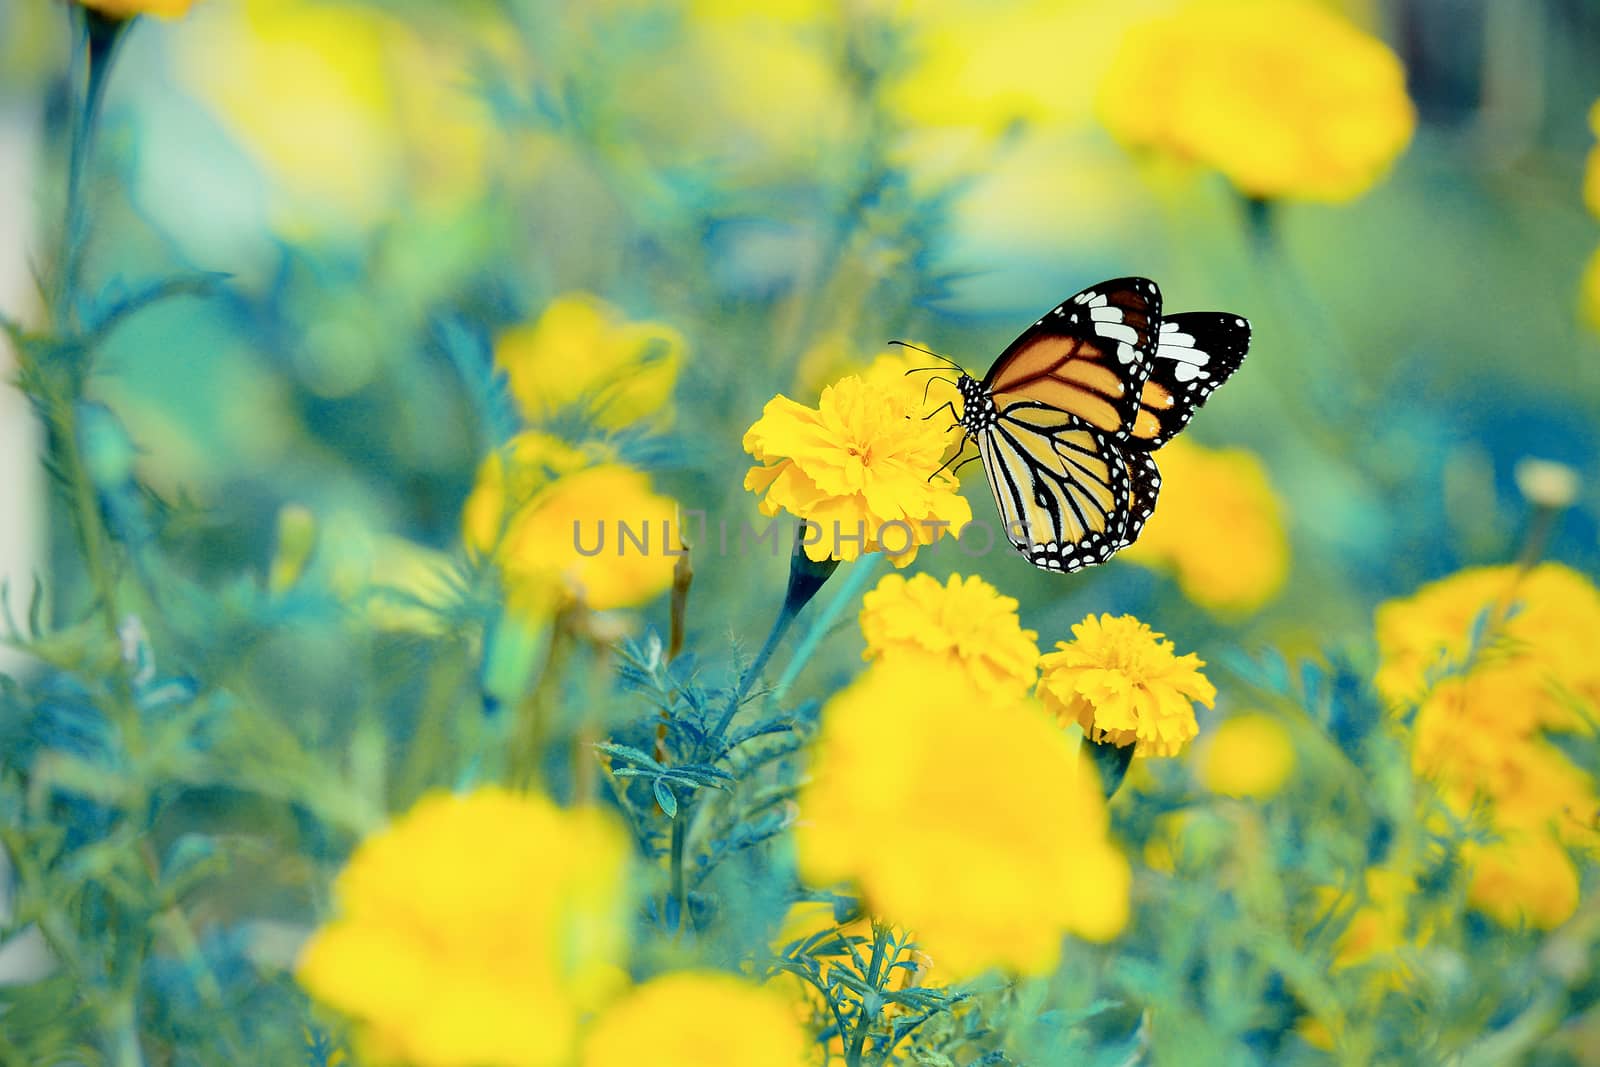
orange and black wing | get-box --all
[1125,312,1250,451]
[977,402,1132,573]
[981,277,1163,438]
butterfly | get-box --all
[912,277,1249,573]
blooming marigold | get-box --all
[296,788,632,1067]
[463,436,679,616]
[859,572,1040,695]
[1038,614,1216,758]
[1373,562,1600,719]
[1195,712,1295,798]
[743,375,971,567]
[580,971,813,1067]
[497,293,684,431]
[79,0,199,17]
[1098,1,1415,202]
[1120,439,1288,614]
[1464,833,1582,931]
[797,658,1130,978]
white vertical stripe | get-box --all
[0,101,54,987]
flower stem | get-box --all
[1084,736,1136,799]
[57,11,130,319]
[668,807,689,933]
[845,921,891,1067]
[707,553,840,744]
[771,552,883,704]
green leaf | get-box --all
[653,778,678,819]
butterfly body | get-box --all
[949,278,1249,573]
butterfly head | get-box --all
[955,374,996,436]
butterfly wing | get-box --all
[1118,448,1162,548]
[976,401,1132,573]
[1125,312,1250,451]
[982,278,1163,439]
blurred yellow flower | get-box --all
[608,8,852,185]
[296,788,632,1067]
[1121,439,1288,614]
[506,465,680,616]
[1413,692,1599,847]
[1464,832,1582,931]
[462,432,602,556]
[1585,100,1600,219]
[497,294,685,432]
[859,572,1040,695]
[183,0,490,231]
[1324,867,1417,972]
[79,0,198,17]
[1099,1,1415,201]
[887,2,1119,133]
[1583,246,1600,332]
[797,658,1130,978]
[1038,614,1216,757]
[581,971,813,1067]
[1373,562,1600,717]
[315,511,458,634]
[1195,713,1295,798]
[743,376,971,567]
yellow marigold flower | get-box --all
[1195,713,1295,798]
[1373,562,1600,717]
[797,659,1130,978]
[793,342,963,435]
[743,376,971,568]
[1324,867,1418,972]
[496,294,684,431]
[462,432,601,556]
[79,0,198,17]
[1413,691,1599,846]
[581,971,812,1067]
[503,465,679,615]
[296,788,632,1067]
[1038,614,1216,758]
[859,572,1040,695]
[1099,1,1416,202]
[1585,101,1600,219]
[886,3,1121,133]
[1464,832,1581,930]
[1120,439,1288,614]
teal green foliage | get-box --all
[3,2,1600,1065]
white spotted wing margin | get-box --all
[974,400,1132,574]
[1123,312,1252,452]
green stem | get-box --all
[845,922,892,1067]
[771,552,883,703]
[714,600,797,732]
[57,11,130,320]
[668,806,689,933]
[105,994,144,1067]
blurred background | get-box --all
[2,0,1600,1059]
[0,0,1596,606]
[3,0,1599,675]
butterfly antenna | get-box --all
[889,340,965,372]
[927,445,978,483]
